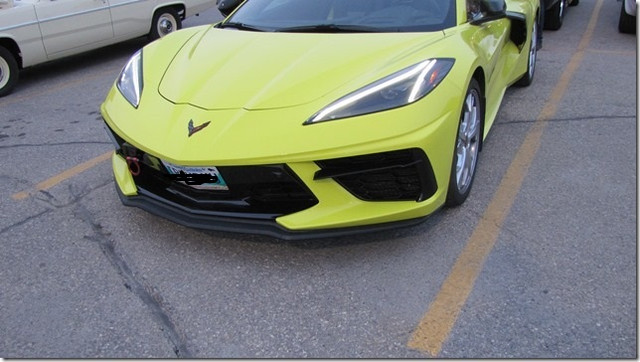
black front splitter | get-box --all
[116,186,428,241]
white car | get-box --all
[0,0,215,96]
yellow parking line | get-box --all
[12,151,112,200]
[407,0,604,356]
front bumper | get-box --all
[107,125,444,238]
[102,77,462,237]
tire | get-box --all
[149,7,182,41]
[0,45,18,97]
[516,17,538,87]
[569,0,578,6]
[544,0,566,30]
[619,0,636,34]
[446,79,483,207]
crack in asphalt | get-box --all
[74,203,192,358]
[31,181,112,209]
[0,209,52,235]
[496,114,634,126]
[6,177,191,357]
[1,178,112,236]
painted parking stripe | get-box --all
[407,0,605,355]
[12,151,112,200]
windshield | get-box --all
[222,0,456,32]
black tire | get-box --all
[0,45,19,97]
[446,79,483,207]
[619,0,636,34]
[544,0,566,30]
[149,7,182,41]
[516,17,538,87]
[569,0,578,6]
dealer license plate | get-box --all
[162,160,229,191]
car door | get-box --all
[34,0,114,58]
[464,0,511,130]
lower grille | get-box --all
[106,127,318,218]
[315,149,437,202]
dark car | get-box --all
[218,0,575,31]
[543,0,578,30]
[619,0,636,33]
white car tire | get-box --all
[149,7,182,40]
[0,45,18,97]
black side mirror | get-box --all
[217,0,243,17]
[482,0,507,14]
[470,0,507,24]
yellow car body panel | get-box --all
[101,0,539,238]
[112,152,138,196]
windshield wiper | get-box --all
[275,24,380,33]
[217,22,266,32]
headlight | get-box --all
[117,50,143,108]
[305,58,454,125]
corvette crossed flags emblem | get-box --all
[187,119,211,137]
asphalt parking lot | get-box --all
[0,0,636,358]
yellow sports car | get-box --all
[101,0,539,239]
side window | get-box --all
[467,0,482,22]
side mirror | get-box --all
[482,0,507,14]
[470,0,507,24]
[217,0,243,17]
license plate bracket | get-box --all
[162,160,229,191]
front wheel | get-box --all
[0,45,19,97]
[149,7,182,40]
[446,79,483,207]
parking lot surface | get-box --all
[0,0,636,358]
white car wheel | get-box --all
[0,45,18,97]
[149,8,182,40]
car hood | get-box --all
[158,27,445,110]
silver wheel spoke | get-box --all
[529,23,537,76]
[455,90,480,193]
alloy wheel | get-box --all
[455,88,481,195]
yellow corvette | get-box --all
[101,0,539,239]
